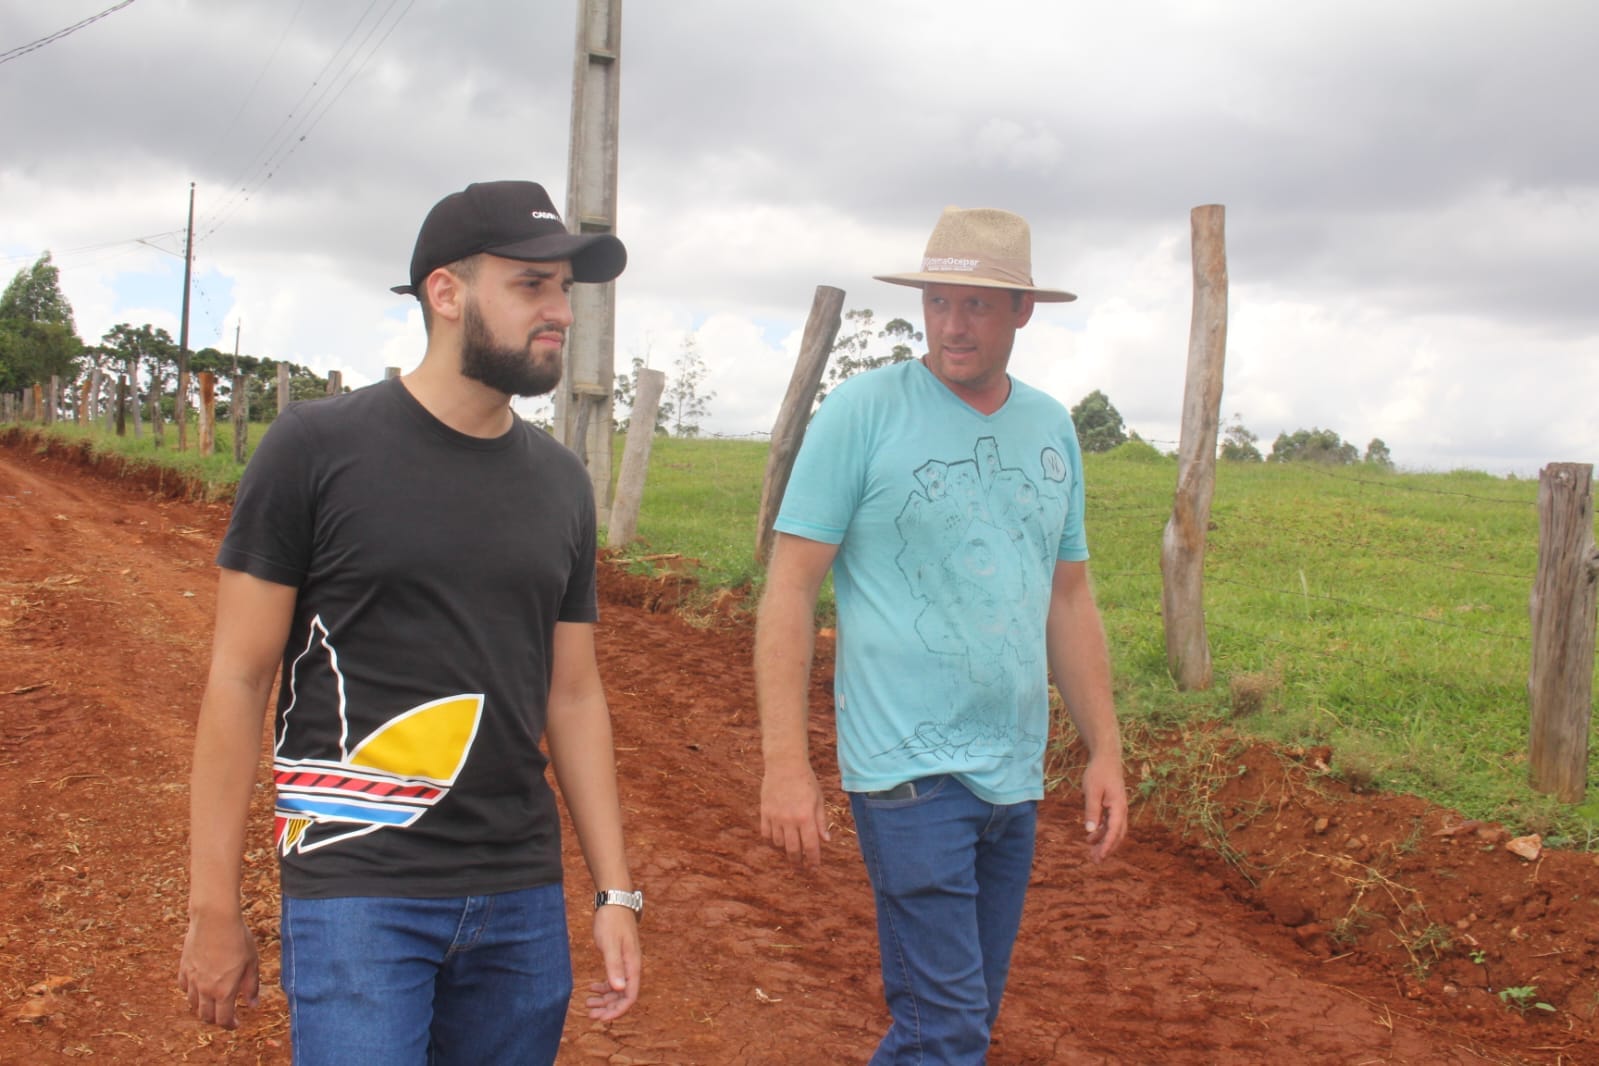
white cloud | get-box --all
[1,0,1594,478]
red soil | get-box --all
[3,428,1597,1065]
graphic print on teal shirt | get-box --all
[881,435,1068,768]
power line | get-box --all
[2,232,181,265]
[199,0,387,230]
[0,0,140,67]
[196,0,416,243]
[193,0,310,178]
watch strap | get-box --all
[594,888,643,916]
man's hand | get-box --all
[585,904,641,1021]
[760,763,831,867]
[178,908,260,1030]
[1080,753,1129,864]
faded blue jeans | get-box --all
[280,883,572,1066]
[850,775,1038,1065]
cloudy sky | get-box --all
[3,0,1595,475]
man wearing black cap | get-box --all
[179,181,641,1065]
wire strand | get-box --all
[0,0,139,66]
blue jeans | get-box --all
[850,775,1038,1066]
[280,884,572,1066]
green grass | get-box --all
[36,418,271,490]
[1084,453,1588,836]
[604,435,771,594]
[18,420,1599,842]
[604,436,1598,841]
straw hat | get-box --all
[873,206,1075,303]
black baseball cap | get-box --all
[391,180,627,295]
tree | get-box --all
[0,321,81,394]
[816,309,922,407]
[1070,390,1129,453]
[1268,427,1359,465]
[666,335,715,437]
[1364,438,1395,470]
[1219,413,1263,462]
[0,253,83,393]
[102,323,177,438]
[1,253,76,329]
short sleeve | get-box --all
[216,409,317,587]
[773,384,870,546]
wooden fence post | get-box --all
[177,366,190,451]
[1160,205,1229,691]
[233,373,248,463]
[115,376,127,436]
[78,379,90,426]
[326,371,342,396]
[150,369,164,448]
[199,371,216,456]
[128,363,143,439]
[607,368,667,547]
[756,285,846,566]
[1528,462,1598,803]
[45,377,59,426]
[384,366,401,381]
[278,363,291,415]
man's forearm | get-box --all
[1047,568,1122,762]
[188,679,271,914]
[547,690,632,890]
[754,584,819,771]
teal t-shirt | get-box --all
[775,359,1089,804]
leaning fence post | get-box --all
[1528,462,1598,803]
[608,368,666,547]
[756,285,845,566]
[1159,205,1228,691]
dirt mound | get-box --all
[2,430,1595,1064]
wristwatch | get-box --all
[594,888,643,916]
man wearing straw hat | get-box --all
[756,206,1128,1063]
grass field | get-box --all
[609,435,1598,843]
[16,418,1599,842]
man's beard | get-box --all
[459,299,565,398]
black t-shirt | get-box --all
[218,377,597,898]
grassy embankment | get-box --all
[602,434,1599,846]
[19,421,1599,843]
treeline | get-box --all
[799,308,1399,469]
[1,252,332,428]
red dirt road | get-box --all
[3,430,1598,1064]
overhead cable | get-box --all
[0,0,139,67]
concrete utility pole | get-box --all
[557,0,623,515]
[177,182,195,452]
